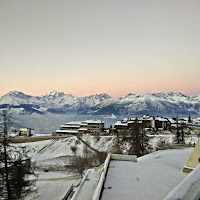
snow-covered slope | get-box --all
[0,91,200,116]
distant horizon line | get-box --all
[1,90,200,98]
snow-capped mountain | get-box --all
[0,91,111,114]
[86,92,200,116]
[0,91,200,116]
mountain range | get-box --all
[0,91,200,116]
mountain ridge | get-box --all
[0,91,200,116]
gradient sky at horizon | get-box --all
[0,0,200,97]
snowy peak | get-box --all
[82,93,110,101]
[5,91,31,98]
[0,91,32,105]
[43,91,65,97]
[80,93,111,107]
[0,91,200,116]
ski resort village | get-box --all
[1,106,200,200]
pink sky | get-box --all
[0,1,200,98]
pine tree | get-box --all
[188,115,192,123]
[128,118,149,157]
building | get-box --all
[114,115,171,133]
[55,120,105,135]
[56,121,81,135]
[152,116,169,130]
[19,127,34,136]
[85,120,105,133]
[187,117,200,130]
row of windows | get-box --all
[188,124,200,128]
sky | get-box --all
[0,0,200,97]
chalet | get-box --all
[19,127,34,136]
[151,117,169,130]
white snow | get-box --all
[18,134,199,200]
[101,148,194,200]
[84,119,105,124]
[115,121,128,126]
[71,169,101,200]
[26,171,80,200]
[56,129,78,133]
[164,164,200,200]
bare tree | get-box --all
[70,156,91,178]
[69,136,107,178]
[0,110,35,199]
[70,146,77,156]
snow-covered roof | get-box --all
[180,118,188,121]
[81,122,88,125]
[65,121,82,125]
[155,117,168,122]
[127,121,134,124]
[19,127,29,131]
[71,169,101,200]
[130,118,136,120]
[168,118,176,124]
[164,164,200,200]
[84,119,105,124]
[114,121,128,126]
[72,149,193,200]
[100,150,191,200]
[60,125,80,128]
[56,130,78,133]
[193,118,200,122]
[78,128,88,131]
[147,116,154,120]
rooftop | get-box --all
[71,148,197,200]
[60,125,80,128]
[55,130,78,133]
[84,120,105,124]
[65,121,82,125]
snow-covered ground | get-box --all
[25,171,80,200]
[25,134,198,169]
[22,135,198,200]
[149,134,199,150]
[23,135,114,199]
[26,136,113,169]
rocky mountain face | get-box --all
[0,91,200,116]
